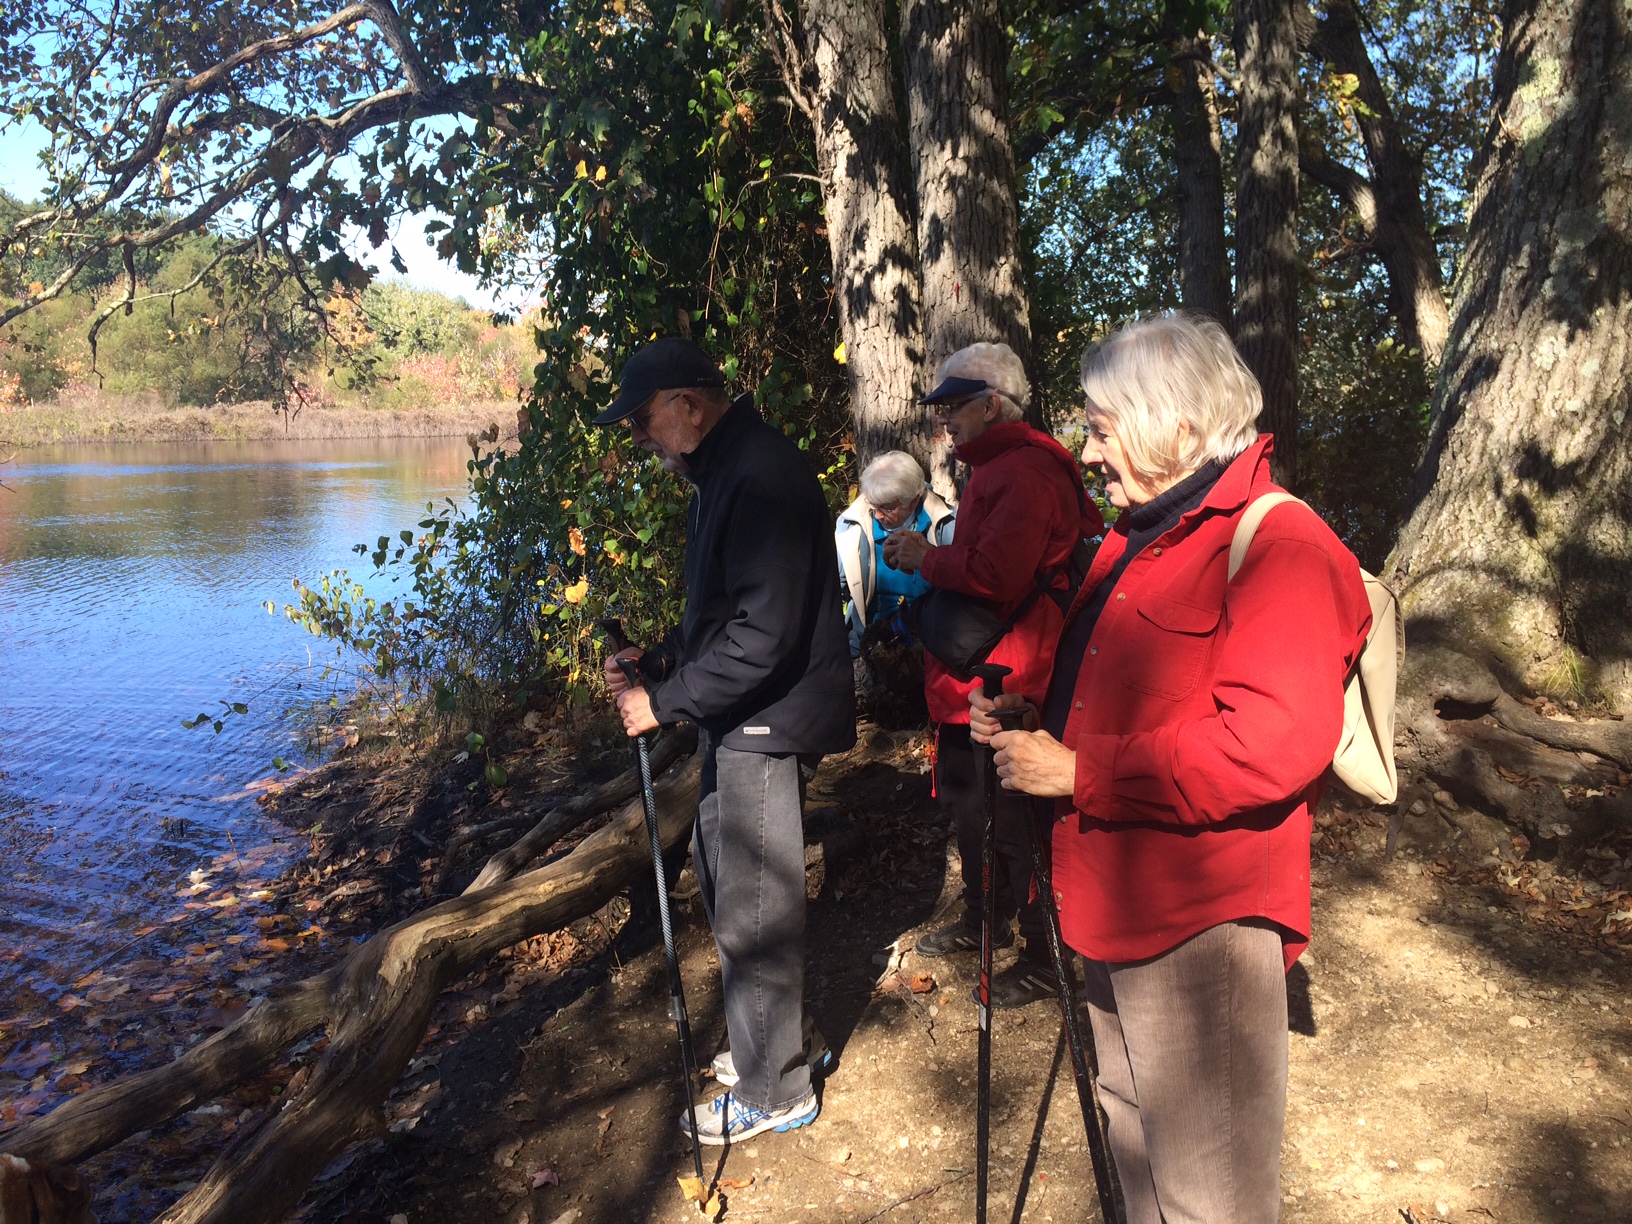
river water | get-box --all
[0,437,472,1041]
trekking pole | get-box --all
[992,718,1123,1224]
[599,619,706,1183]
[967,662,1012,1224]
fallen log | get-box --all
[0,748,703,1224]
[465,724,698,894]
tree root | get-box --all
[0,747,703,1224]
[1395,645,1632,842]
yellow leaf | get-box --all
[563,578,589,605]
[703,1192,725,1219]
[677,1175,706,1202]
[575,159,589,179]
[832,342,846,364]
[595,164,608,183]
[568,526,587,556]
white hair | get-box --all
[937,342,1029,421]
[1078,313,1261,486]
[859,450,927,508]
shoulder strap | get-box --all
[1227,491,1303,580]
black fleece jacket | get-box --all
[643,394,856,755]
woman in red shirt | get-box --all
[973,314,1372,1223]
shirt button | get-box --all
[1074,700,1083,710]
[1116,592,1126,601]
[1054,890,1064,902]
[1089,646,1098,655]
[1152,546,1163,556]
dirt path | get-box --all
[282,732,1632,1224]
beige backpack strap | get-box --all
[1227,491,1304,580]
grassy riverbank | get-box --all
[0,395,521,447]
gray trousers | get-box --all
[1082,920,1289,1224]
[693,736,819,1111]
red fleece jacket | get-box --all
[921,421,1102,724]
[1050,435,1372,969]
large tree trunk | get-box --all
[898,0,1033,400]
[1234,0,1303,487]
[767,0,930,473]
[1300,0,1449,362]
[1169,33,1233,327]
[1387,0,1632,708]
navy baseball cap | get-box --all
[592,336,726,426]
[919,375,990,405]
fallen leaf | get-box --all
[61,1060,92,1076]
[718,1176,754,1188]
[677,1175,706,1202]
[906,971,936,994]
[702,1192,725,1219]
[198,1001,250,1030]
[529,1167,560,1189]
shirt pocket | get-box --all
[1118,594,1221,702]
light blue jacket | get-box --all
[835,490,956,643]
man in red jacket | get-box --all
[885,341,1102,1007]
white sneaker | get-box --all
[679,1090,819,1145]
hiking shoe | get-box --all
[915,913,1013,957]
[710,1044,836,1088]
[679,1090,819,1145]
[977,955,1060,1010]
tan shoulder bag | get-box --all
[1228,492,1403,806]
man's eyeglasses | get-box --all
[629,393,670,432]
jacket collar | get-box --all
[952,419,1039,467]
[1163,432,1276,533]
[681,391,756,485]
[1199,432,1277,514]
[1105,432,1277,547]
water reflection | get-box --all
[0,437,472,1012]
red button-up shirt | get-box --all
[1051,435,1372,969]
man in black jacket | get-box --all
[598,337,855,1144]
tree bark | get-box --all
[898,0,1033,398]
[767,0,931,475]
[1234,0,1303,487]
[1169,33,1233,327]
[1387,0,1632,708]
[1300,0,1449,362]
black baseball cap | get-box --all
[919,375,990,405]
[592,336,726,426]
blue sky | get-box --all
[0,118,526,313]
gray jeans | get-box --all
[693,736,819,1111]
[1082,920,1289,1224]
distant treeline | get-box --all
[0,193,532,412]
